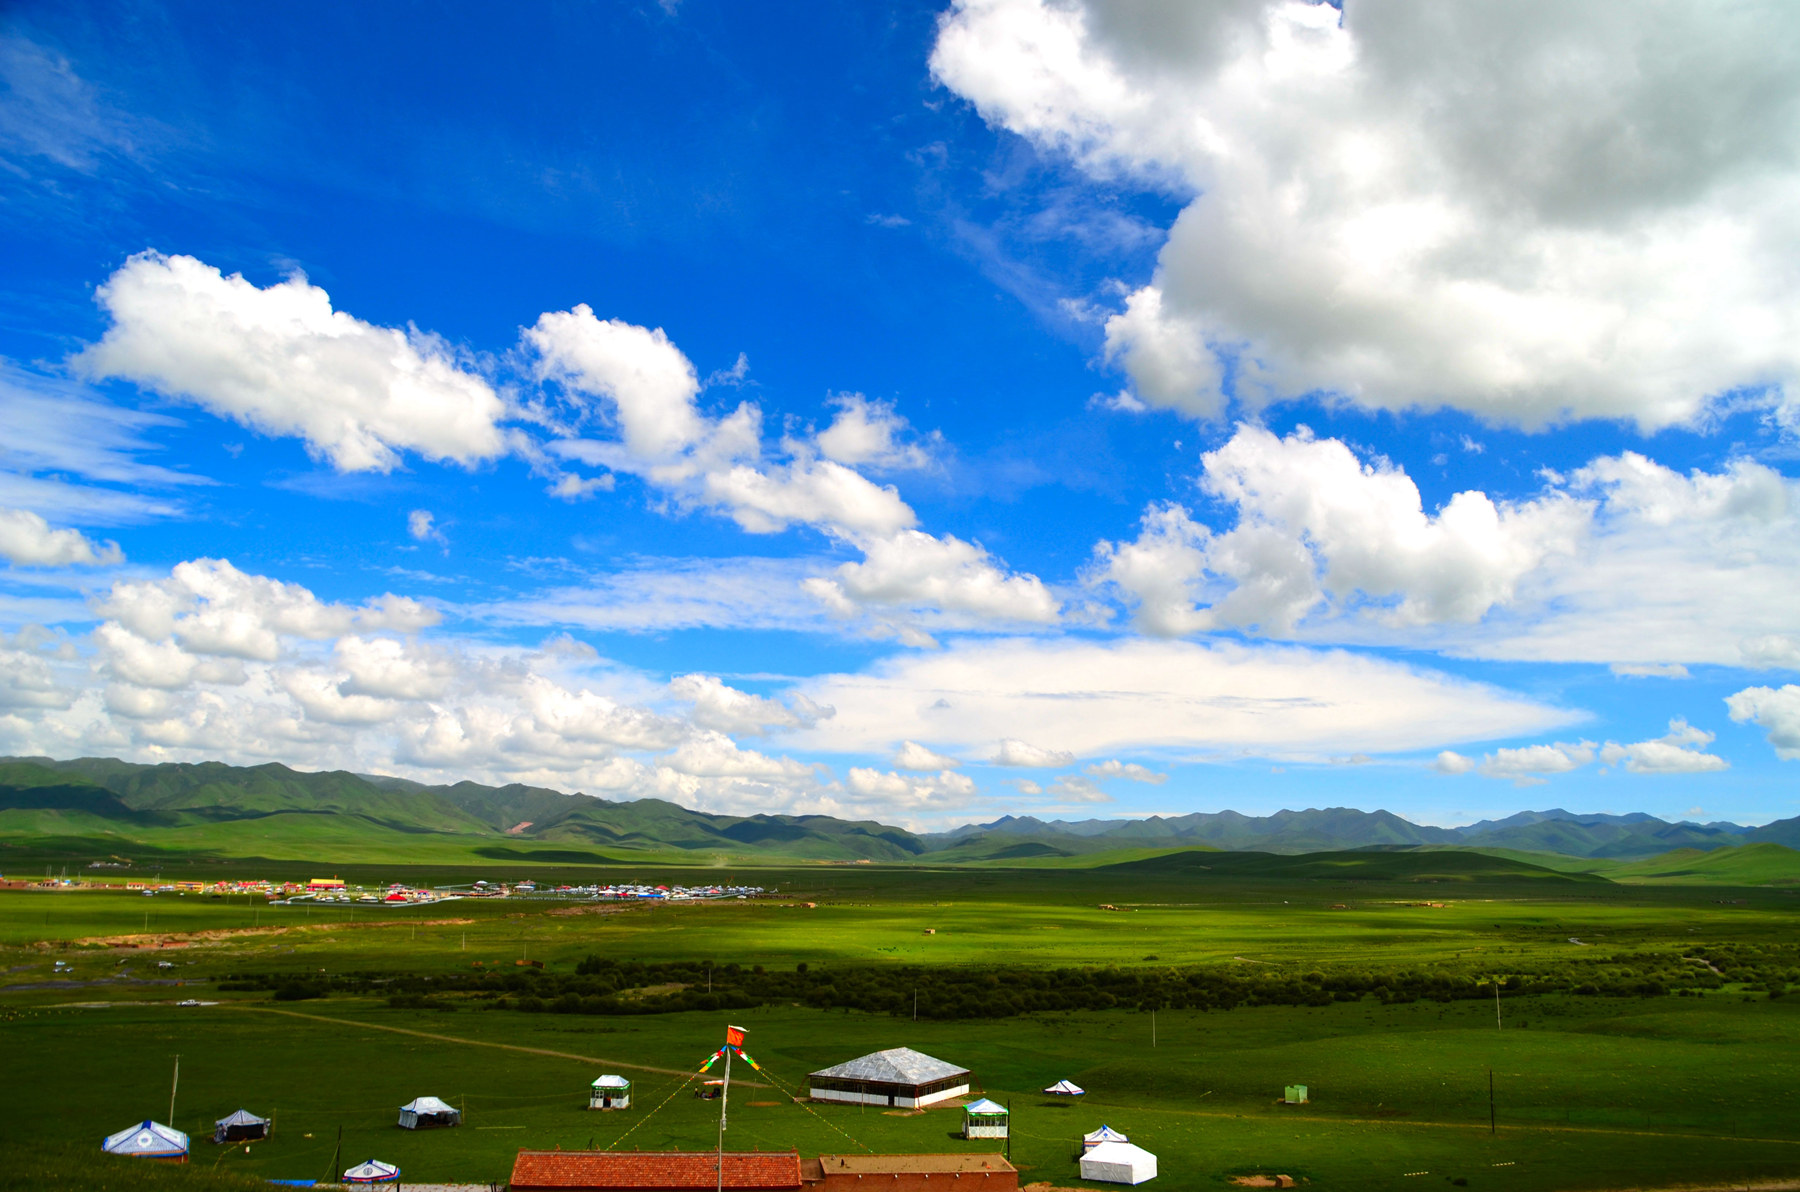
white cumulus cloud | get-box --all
[1598,718,1729,774]
[933,0,1800,429]
[1085,759,1166,784]
[893,740,962,771]
[0,506,122,566]
[1727,684,1800,760]
[1095,424,1585,635]
[77,253,508,472]
[991,737,1077,767]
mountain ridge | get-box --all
[3,754,1796,864]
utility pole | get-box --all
[1152,1009,1157,1048]
[169,1055,180,1125]
[1494,981,1502,1030]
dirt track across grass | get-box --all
[228,1003,770,1086]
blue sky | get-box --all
[3,0,1799,829]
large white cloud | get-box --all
[1092,426,1800,666]
[77,253,509,472]
[933,0,1800,428]
[805,529,1060,639]
[0,507,122,567]
[1095,424,1585,635]
[789,635,1574,760]
[1598,719,1729,775]
[1727,684,1800,760]
[96,558,437,663]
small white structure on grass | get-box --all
[397,1096,461,1129]
[963,1098,1009,1139]
[102,1120,189,1161]
[590,1074,632,1110]
[1080,1140,1157,1185]
[343,1158,401,1184]
[1083,1124,1128,1150]
[1044,1079,1085,1096]
[1283,1084,1308,1105]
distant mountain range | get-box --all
[3,754,1798,867]
[929,807,1800,860]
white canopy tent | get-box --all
[590,1074,632,1110]
[1083,1124,1129,1150]
[1044,1079,1085,1096]
[343,1158,401,1184]
[397,1096,461,1129]
[1080,1141,1157,1185]
[102,1120,189,1160]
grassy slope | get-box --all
[1099,846,1612,884]
[1606,841,1800,885]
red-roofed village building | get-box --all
[507,1151,1017,1192]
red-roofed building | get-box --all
[509,1150,803,1191]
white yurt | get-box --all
[1080,1141,1157,1185]
[963,1097,1009,1139]
[343,1158,401,1184]
[1044,1079,1085,1096]
[590,1074,632,1110]
[397,1095,461,1129]
[1083,1124,1129,1150]
[102,1120,189,1161]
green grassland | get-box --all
[3,855,1800,1190]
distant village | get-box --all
[4,873,770,905]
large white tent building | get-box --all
[102,1120,188,1161]
[1080,1141,1157,1185]
[808,1047,971,1108]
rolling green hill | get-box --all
[1100,846,1613,884]
[1605,841,1800,885]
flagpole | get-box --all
[717,1045,732,1192]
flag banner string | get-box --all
[736,1056,874,1154]
[604,1061,710,1152]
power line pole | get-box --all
[169,1055,180,1125]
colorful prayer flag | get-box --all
[726,1024,747,1048]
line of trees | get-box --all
[217,942,1797,1019]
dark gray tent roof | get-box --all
[809,1047,968,1085]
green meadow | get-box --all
[3,855,1798,1190]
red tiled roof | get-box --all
[510,1151,802,1190]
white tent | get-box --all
[397,1095,461,1129]
[102,1120,188,1160]
[213,1109,269,1144]
[590,1074,632,1110]
[343,1158,401,1184]
[1083,1124,1129,1150]
[1080,1141,1157,1185]
[1044,1079,1085,1096]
